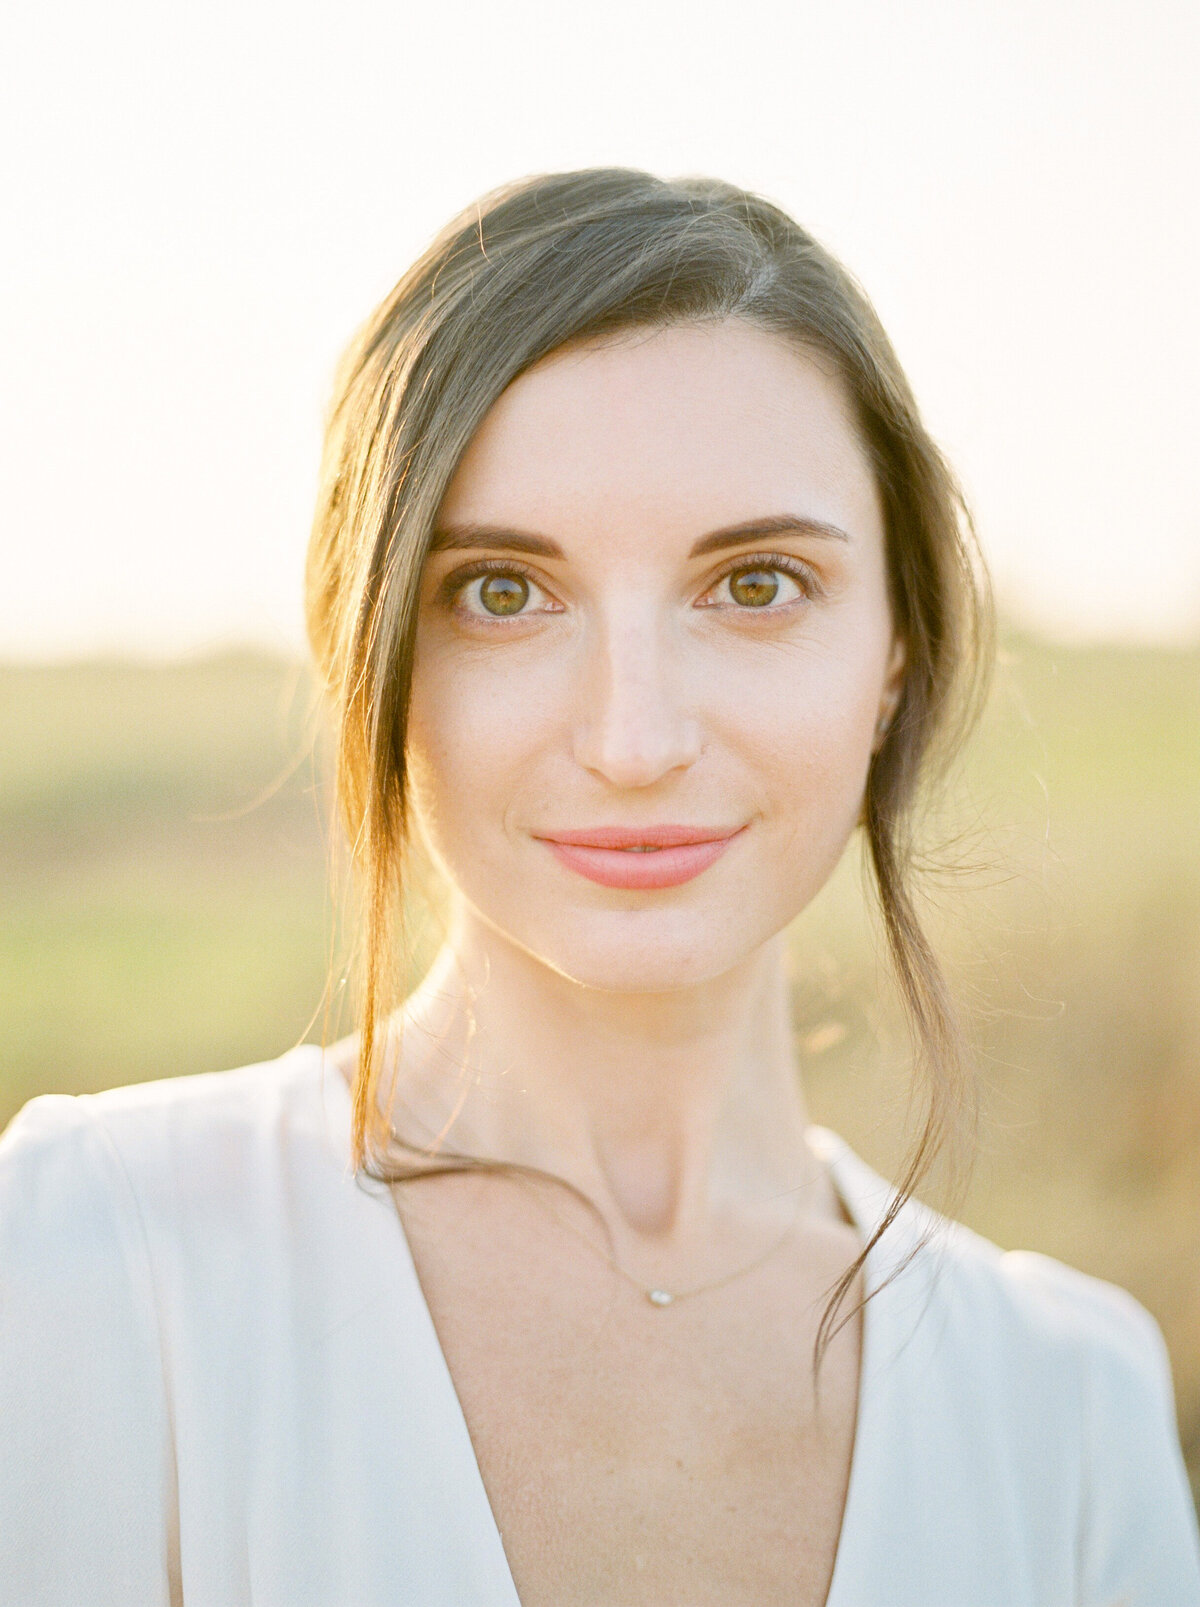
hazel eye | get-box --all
[446,563,562,623]
[730,568,782,607]
[706,562,810,610]
[477,573,530,616]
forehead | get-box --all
[438,319,883,545]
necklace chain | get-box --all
[379,1088,820,1310]
[544,1188,807,1308]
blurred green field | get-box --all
[1,638,1198,1508]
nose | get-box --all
[571,604,703,788]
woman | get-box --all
[2,169,1197,1606]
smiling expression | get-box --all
[405,319,905,991]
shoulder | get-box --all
[921,1190,1178,1437]
[993,1243,1170,1389]
[0,1078,210,1589]
[0,1087,144,1309]
[943,1228,1184,1457]
[0,1047,346,1278]
[0,1055,347,1593]
[2,1044,342,1176]
[0,1046,407,1380]
[816,1126,1174,1387]
[821,1131,1200,1593]
[990,1247,1200,1594]
[0,1083,168,1375]
[934,1211,1167,1381]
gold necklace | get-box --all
[380,1096,819,1308]
[546,1189,807,1308]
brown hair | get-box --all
[306,167,993,1368]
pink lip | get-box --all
[534,824,746,889]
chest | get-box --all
[395,1180,864,1607]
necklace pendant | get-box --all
[646,1288,674,1307]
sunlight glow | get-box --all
[2,0,1197,657]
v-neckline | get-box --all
[314,1051,900,1607]
[804,1124,897,1607]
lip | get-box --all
[533,824,747,890]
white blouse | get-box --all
[1,1046,1197,1606]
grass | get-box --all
[1,636,1197,1510]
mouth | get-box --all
[532,824,747,889]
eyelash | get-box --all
[697,555,822,609]
[438,553,822,625]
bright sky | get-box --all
[2,0,1197,657]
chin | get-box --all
[448,844,843,995]
[503,904,780,995]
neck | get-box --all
[377,902,829,1243]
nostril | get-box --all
[573,721,704,787]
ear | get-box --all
[873,634,906,752]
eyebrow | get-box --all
[427,514,851,560]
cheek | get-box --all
[404,643,549,864]
[715,636,883,791]
[708,641,886,914]
[616,638,879,981]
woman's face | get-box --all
[407,320,904,992]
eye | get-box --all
[700,556,816,611]
[476,572,530,616]
[443,561,562,622]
